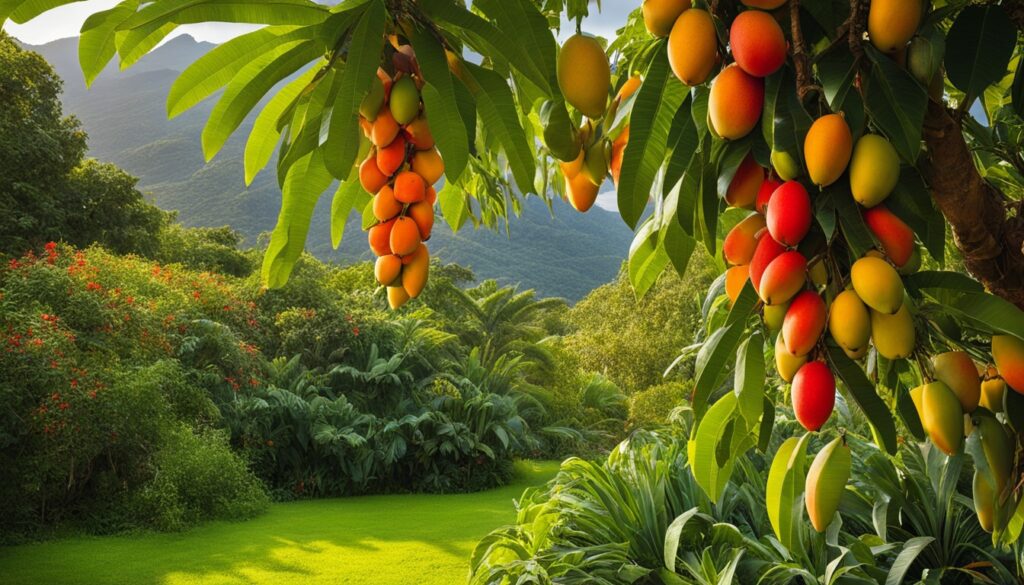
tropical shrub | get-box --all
[628,382,689,429]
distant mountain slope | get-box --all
[20,35,633,301]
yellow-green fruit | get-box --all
[389,76,421,125]
[804,114,853,188]
[805,437,852,533]
[851,256,904,314]
[764,302,788,332]
[771,149,801,180]
[643,0,691,37]
[921,381,964,456]
[668,9,718,86]
[829,290,871,354]
[582,139,609,186]
[974,471,996,532]
[907,35,939,88]
[868,0,922,53]
[776,331,808,382]
[975,415,1014,494]
[359,75,386,121]
[898,247,922,276]
[870,304,915,360]
[850,134,900,208]
[980,367,1006,413]
[809,260,828,286]
[910,384,927,432]
[932,351,981,413]
[558,34,611,119]
[992,335,1024,394]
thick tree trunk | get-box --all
[921,101,1024,309]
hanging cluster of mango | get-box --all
[557,0,1024,540]
[358,45,444,310]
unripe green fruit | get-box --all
[974,471,996,532]
[771,149,801,181]
[582,139,609,186]
[907,36,938,88]
[540,100,581,162]
[975,414,1014,495]
[389,76,421,125]
[805,437,851,533]
[360,75,386,121]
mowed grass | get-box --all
[0,460,559,585]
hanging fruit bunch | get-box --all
[623,0,1024,542]
[358,44,443,310]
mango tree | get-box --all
[5,0,1024,563]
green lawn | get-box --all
[0,460,559,585]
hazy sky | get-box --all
[4,0,630,45]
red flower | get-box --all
[44,242,57,252]
[86,282,102,292]
[352,327,360,336]
[59,402,69,411]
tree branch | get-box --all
[921,101,1024,309]
[789,0,821,106]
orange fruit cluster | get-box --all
[359,52,444,310]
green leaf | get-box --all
[945,5,1017,103]
[884,537,935,585]
[663,508,702,571]
[244,67,319,186]
[629,217,669,300]
[5,0,82,24]
[331,174,371,249]
[118,0,326,31]
[887,166,945,264]
[691,282,758,421]
[766,434,812,551]
[908,276,1024,341]
[735,332,765,428]
[201,39,321,161]
[409,24,469,183]
[321,0,385,179]
[115,21,177,70]
[663,213,696,277]
[78,0,139,87]
[618,47,689,229]
[438,182,470,232]
[864,46,927,164]
[830,185,876,258]
[826,344,898,454]
[168,24,316,118]
[691,393,740,503]
[276,68,345,186]
[261,148,335,288]
[1012,57,1024,119]
[472,0,558,97]
[459,62,535,194]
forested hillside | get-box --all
[22,35,632,301]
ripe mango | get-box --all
[756,177,782,215]
[730,9,786,77]
[829,289,871,354]
[389,76,420,125]
[851,256,904,314]
[975,415,1013,494]
[643,0,690,37]
[849,134,900,208]
[375,254,402,287]
[725,265,750,306]
[868,0,922,53]
[709,65,764,140]
[387,285,410,310]
[771,149,801,181]
[359,75,386,122]
[792,361,836,431]
[390,216,422,256]
[870,303,915,360]
[402,244,430,298]
[668,9,718,86]
[910,384,928,432]
[759,251,807,306]
[783,291,826,356]
[560,146,585,179]
[932,351,981,413]
[805,437,851,532]
[411,147,444,185]
[725,153,764,209]
[844,346,868,360]
[368,219,395,257]
[763,301,788,332]
[558,34,611,119]
[360,153,389,194]
[394,171,426,204]
[749,233,786,293]
[921,381,964,456]
[766,180,812,247]
[404,116,435,150]
[371,108,401,147]
[980,367,1006,413]
[973,471,996,532]
[373,185,403,222]
[993,335,1024,394]
[776,331,809,381]
[582,139,609,186]
[804,114,853,188]
[565,171,599,212]
[863,205,915,268]
[724,213,767,266]
[610,126,629,187]
[408,200,434,240]
[377,134,407,176]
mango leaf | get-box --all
[691,281,758,422]
[409,24,469,183]
[472,0,559,97]
[766,434,811,551]
[691,392,741,503]
[826,344,898,454]
[629,217,669,300]
[618,47,689,229]
[244,67,319,186]
[5,0,82,23]
[663,98,697,197]
[439,182,470,232]
[322,0,385,179]
[864,46,927,164]
[945,5,1017,103]
[663,203,696,277]
[734,332,765,428]
[330,168,369,249]
[664,509,710,572]
[117,0,326,31]
[907,278,1024,341]
[887,166,945,264]
[262,148,335,288]
[830,186,876,259]
[78,0,139,87]
[459,62,535,194]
